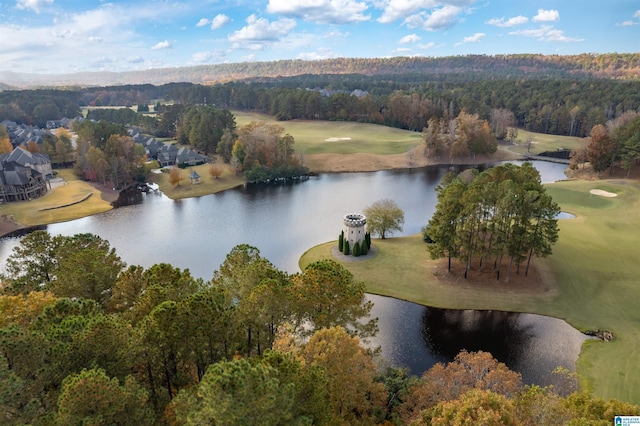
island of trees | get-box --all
[424,163,560,282]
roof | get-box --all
[4,146,50,166]
[0,161,43,186]
[189,169,201,179]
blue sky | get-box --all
[1,0,639,75]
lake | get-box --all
[0,160,588,384]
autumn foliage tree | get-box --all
[0,125,12,154]
[399,350,522,424]
[363,198,405,239]
[587,124,617,175]
[209,162,223,179]
[168,166,184,186]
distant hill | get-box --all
[2,53,640,88]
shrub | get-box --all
[353,241,361,257]
[343,241,350,256]
[339,231,344,252]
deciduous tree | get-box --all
[587,124,617,175]
[363,198,405,239]
[168,166,183,186]
[299,326,386,425]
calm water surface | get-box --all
[0,160,587,383]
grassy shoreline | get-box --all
[299,178,640,405]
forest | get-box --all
[2,54,640,138]
[1,232,638,425]
[3,53,640,88]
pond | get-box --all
[0,160,588,383]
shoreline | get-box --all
[0,147,532,239]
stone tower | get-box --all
[343,213,367,249]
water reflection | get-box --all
[368,294,589,385]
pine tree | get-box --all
[353,241,361,257]
[343,241,350,256]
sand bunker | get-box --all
[590,189,617,198]
[324,137,352,142]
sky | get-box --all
[1,0,639,75]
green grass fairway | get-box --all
[508,129,585,155]
[300,178,640,405]
[232,110,423,155]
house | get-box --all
[3,122,48,147]
[157,144,179,167]
[155,144,207,167]
[176,147,207,167]
[1,146,53,179]
[142,138,164,159]
[0,147,51,202]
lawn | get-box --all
[232,110,423,155]
[148,162,245,200]
[299,178,640,405]
[507,129,585,155]
[0,169,113,227]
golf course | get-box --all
[2,111,638,405]
[300,177,640,405]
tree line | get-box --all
[571,111,640,178]
[1,232,638,425]
[3,60,640,139]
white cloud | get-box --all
[509,25,583,42]
[16,0,53,13]
[229,15,296,43]
[455,32,484,45]
[418,41,436,49]
[196,18,209,27]
[377,0,475,24]
[267,0,369,24]
[151,40,171,50]
[0,2,195,73]
[377,0,434,24]
[127,56,144,63]
[211,14,230,30]
[421,5,462,31]
[619,10,640,26]
[486,16,528,27]
[399,34,421,44]
[533,9,559,23]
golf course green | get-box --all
[300,178,640,405]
